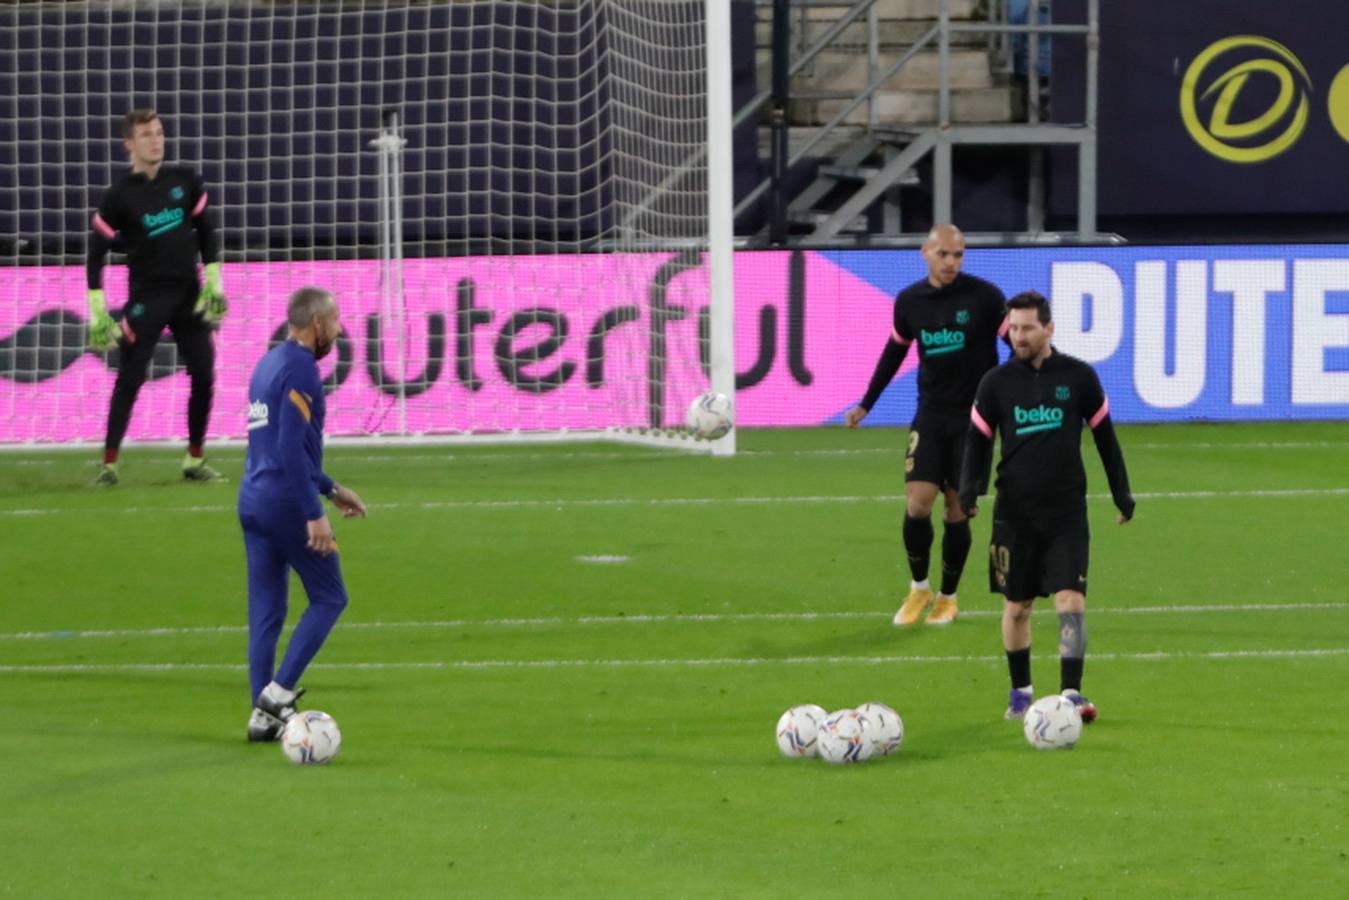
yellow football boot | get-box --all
[892,586,934,627]
[926,594,958,625]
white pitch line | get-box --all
[0,645,1346,675]
[4,485,1349,518]
[1,601,1345,642]
[3,441,1346,468]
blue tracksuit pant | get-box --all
[239,503,349,703]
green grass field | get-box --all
[2,423,1347,898]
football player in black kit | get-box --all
[847,224,1008,626]
[958,291,1135,724]
[87,108,227,485]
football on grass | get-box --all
[855,701,904,756]
[281,710,342,765]
[1023,695,1083,751]
[816,709,874,765]
[775,703,827,757]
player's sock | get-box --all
[1060,657,1084,693]
[187,369,213,450]
[187,443,203,459]
[103,448,119,465]
[902,514,934,582]
[911,578,931,592]
[1007,647,1032,690]
[1058,612,1087,691]
[939,519,971,595]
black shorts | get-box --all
[988,512,1091,600]
[905,408,967,490]
[116,282,215,377]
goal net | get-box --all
[0,0,736,453]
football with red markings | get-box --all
[281,710,342,765]
[775,703,827,757]
[1023,696,1083,751]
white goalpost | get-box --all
[0,0,736,455]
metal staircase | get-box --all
[737,0,1113,246]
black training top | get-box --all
[958,348,1134,523]
[87,166,217,292]
[859,272,1007,416]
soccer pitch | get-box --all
[1,423,1346,897]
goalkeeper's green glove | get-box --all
[194,262,228,325]
[86,290,121,351]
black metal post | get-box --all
[769,0,791,244]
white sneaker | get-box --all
[256,681,304,725]
[247,707,284,742]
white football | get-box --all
[1023,695,1083,751]
[686,391,734,440]
[816,709,874,765]
[775,703,827,758]
[856,701,904,756]
[281,710,342,765]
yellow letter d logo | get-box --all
[1180,36,1311,163]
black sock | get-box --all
[902,514,934,582]
[939,519,972,595]
[1007,647,1032,690]
[1061,657,1084,693]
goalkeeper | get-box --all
[86,108,227,485]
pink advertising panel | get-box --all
[0,252,901,442]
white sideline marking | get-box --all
[1,601,1345,642]
[3,486,1348,518]
[3,441,1346,467]
[0,646,1346,675]
[575,555,631,564]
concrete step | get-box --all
[795,85,1017,125]
[818,162,923,185]
[787,209,871,232]
[755,125,876,159]
[786,0,981,21]
[754,17,990,49]
[759,47,993,92]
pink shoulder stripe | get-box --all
[1088,396,1110,429]
[970,406,993,438]
[891,327,911,346]
[92,213,117,239]
[997,315,1010,337]
[192,192,208,216]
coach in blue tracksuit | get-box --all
[238,286,366,742]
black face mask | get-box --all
[313,319,336,360]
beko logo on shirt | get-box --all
[142,207,185,237]
[920,328,966,355]
[1013,404,1064,434]
[247,400,270,430]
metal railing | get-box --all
[741,0,1109,245]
